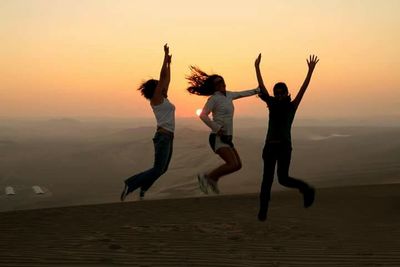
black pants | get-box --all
[259,142,309,207]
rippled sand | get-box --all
[1,184,400,266]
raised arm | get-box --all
[162,48,172,97]
[292,54,319,108]
[151,44,172,105]
[255,53,270,102]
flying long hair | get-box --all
[186,66,222,96]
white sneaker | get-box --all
[207,178,220,194]
[197,173,208,195]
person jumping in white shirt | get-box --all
[120,44,175,201]
[186,66,260,194]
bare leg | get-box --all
[231,147,242,170]
[207,147,241,181]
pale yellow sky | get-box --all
[1,0,399,118]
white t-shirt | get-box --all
[151,98,176,132]
[200,88,260,135]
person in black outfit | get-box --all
[255,53,319,221]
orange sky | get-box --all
[1,0,399,119]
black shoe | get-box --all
[120,184,129,201]
[303,186,315,208]
[258,205,269,222]
[139,189,146,200]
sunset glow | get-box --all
[1,0,399,119]
[196,109,202,117]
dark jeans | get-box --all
[259,142,309,207]
[125,131,173,192]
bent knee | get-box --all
[223,162,237,172]
[235,162,242,171]
[154,168,167,177]
[277,175,289,185]
[228,162,241,172]
[160,167,169,176]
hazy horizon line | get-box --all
[1,115,399,127]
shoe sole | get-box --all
[197,175,208,195]
[207,179,220,194]
[304,188,316,208]
[120,184,128,201]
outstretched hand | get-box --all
[307,55,319,71]
[164,43,172,64]
[255,53,262,67]
[164,43,169,55]
[293,54,319,107]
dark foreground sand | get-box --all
[1,184,400,266]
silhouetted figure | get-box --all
[186,66,260,194]
[255,54,319,221]
[120,44,174,201]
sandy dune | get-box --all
[1,183,399,266]
[1,124,399,212]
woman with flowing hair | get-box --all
[255,53,319,221]
[120,44,174,201]
[186,65,260,194]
